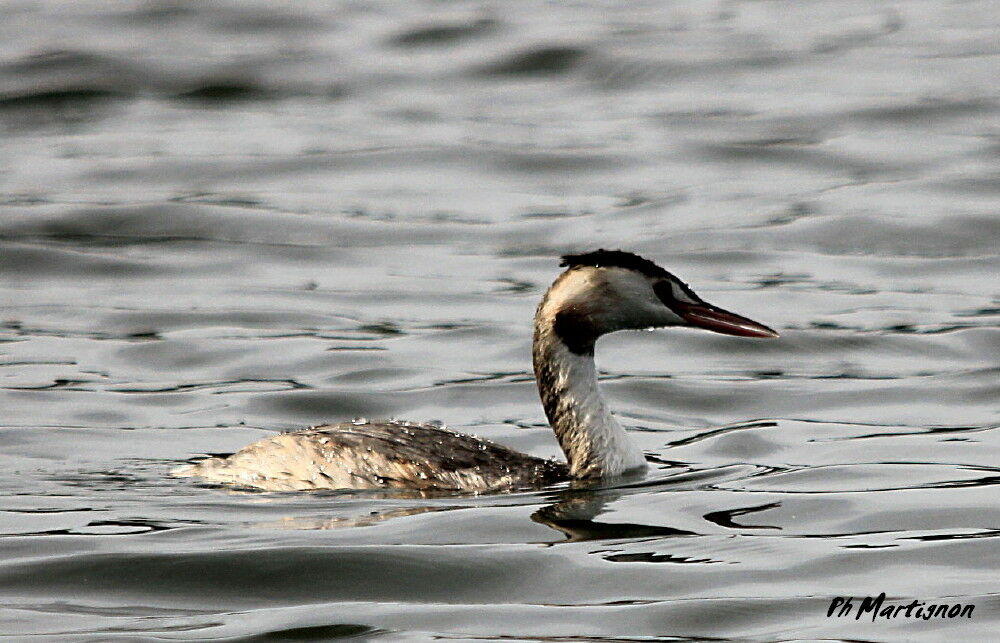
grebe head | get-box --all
[538,249,778,355]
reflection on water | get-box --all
[1,0,998,640]
[254,505,458,531]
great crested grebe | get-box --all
[172,250,778,492]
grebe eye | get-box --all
[652,281,675,307]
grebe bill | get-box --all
[172,250,778,492]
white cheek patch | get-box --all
[545,267,690,331]
[599,269,688,329]
[602,268,658,303]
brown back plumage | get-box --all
[173,421,568,492]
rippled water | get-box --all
[1,1,998,640]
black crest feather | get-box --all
[560,249,671,280]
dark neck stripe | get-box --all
[552,310,596,356]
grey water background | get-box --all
[1,0,998,640]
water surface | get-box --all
[1,1,998,640]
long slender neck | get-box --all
[532,315,647,479]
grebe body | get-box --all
[172,250,777,492]
[175,421,567,492]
